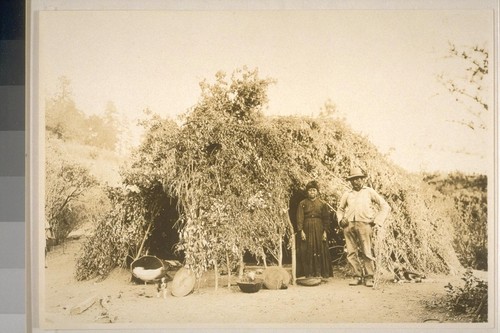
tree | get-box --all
[45,76,87,142]
[84,101,120,150]
[318,99,340,119]
[45,137,98,243]
[433,43,489,270]
[437,43,489,131]
[101,101,120,150]
[46,77,121,151]
[84,115,106,148]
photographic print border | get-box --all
[27,0,499,332]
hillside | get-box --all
[46,136,127,187]
[44,135,130,244]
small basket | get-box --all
[237,278,264,293]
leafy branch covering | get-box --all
[76,67,462,281]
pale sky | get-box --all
[37,9,495,174]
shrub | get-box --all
[424,173,487,270]
[75,186,152,280]
[444,269,488,322]
[45,137,98,244]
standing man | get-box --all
[337,167,390,287]
[296,181,332,279]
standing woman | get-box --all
[296,181,332,278]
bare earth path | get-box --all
[42,238,484,329]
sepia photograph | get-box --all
[31,1,496,331]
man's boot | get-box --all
[348,276,363,286]
[364,275,374,287]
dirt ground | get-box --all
[42,237,487,330]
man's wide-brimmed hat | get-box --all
[346,167,366,180]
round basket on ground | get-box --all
[171,267,196,297]
[262,266,290,290]
[237,278,264,293]
[296,277,322,286]
[130,255,167,283]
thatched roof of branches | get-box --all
[76,67,461,281]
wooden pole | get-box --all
[69,295,98,315]
[261,248,267,268]
[214,261,219,291]
[135,222,152,261]
[278,235,283,267]
[238,253,244,280]
[285,215,297,285]
[226,252,231,289]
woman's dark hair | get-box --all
[305,180,319,192]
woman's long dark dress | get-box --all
[296,198,332,278]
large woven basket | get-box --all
[262,266,290,290]
[130,255,167,283]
